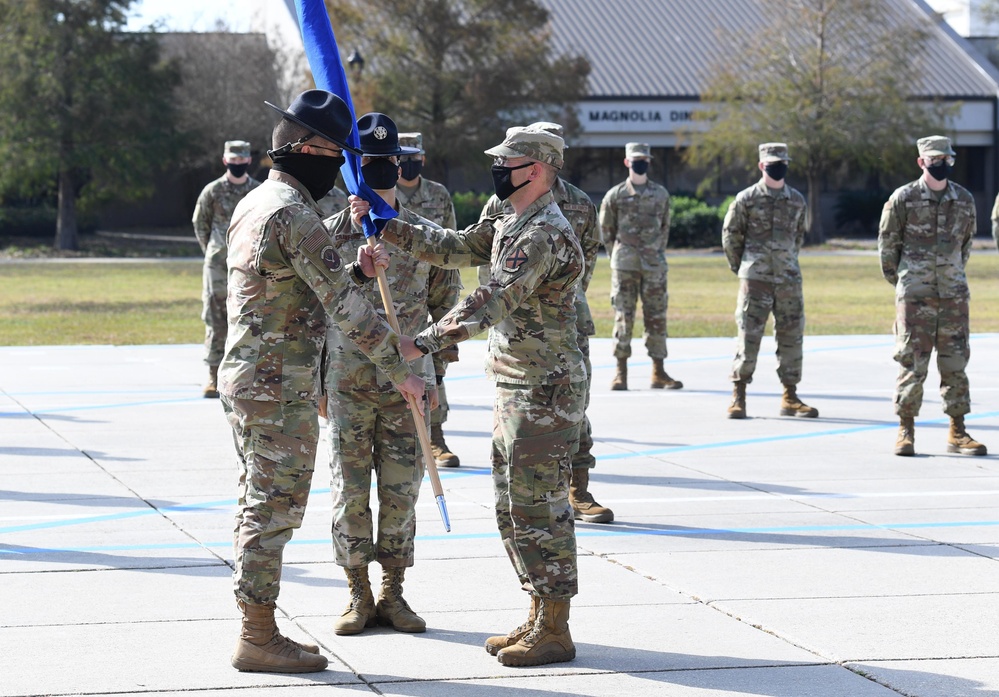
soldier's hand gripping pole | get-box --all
[366,237,451,533]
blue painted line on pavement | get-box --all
[3,519,998,555]
[598,411,999,461]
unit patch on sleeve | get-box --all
[320,246,343,272]
[504,248,529,272]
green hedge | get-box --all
[0,207,98,238]
[452,191,492,229]
[669,196,722,248]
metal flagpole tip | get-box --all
[436,495,451,532]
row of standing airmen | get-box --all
[191,88,989,674]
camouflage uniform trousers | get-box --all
[431,380,449,427]
[326,389,427,568]
[202,256,228,367]
[222,396,319,606]
[572,333,595,471]
[732,279,804,386]
[611,268,668,360]
[491,381,585,600]
[893,296,971,418]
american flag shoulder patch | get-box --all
[300,227,331,254]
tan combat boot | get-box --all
[895,417,915,457]
[231,601,328,673]
[947,416,987,456]
[727,381,747,419]
[496,598,575,667]
[485,595,540,656]
[650,359,683,389]
[610,357,628,391]
[779,384,818,418]
[376,566,426,633]
[430,423,460,468]
[203,364,220,399]
[569,468,614,523]
[333,566,377,635]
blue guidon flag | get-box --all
[294,0,396,238]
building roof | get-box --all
[540,0,999,100]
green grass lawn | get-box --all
[2,252,998,346]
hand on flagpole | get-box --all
[356,241,390,277]
[350,194,372,227]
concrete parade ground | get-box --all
[1,335,998,697]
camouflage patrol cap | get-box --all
[485,126,564,169]
[917,135,956,158]
[224,140,251,159]
[528,121,565,139]
[625,142,652,160]
[759,143,790,162]
[398,132,424,154]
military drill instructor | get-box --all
[192,139,261,398]
[478,122,613,524]
[351,126,585,668]
[599,142,683,391]
[322,113,442,637]
[722,142,819,420]
[220,90,425,675]
[397,131,464,469]
[878,135,987,458]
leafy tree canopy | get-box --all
[0,0,183,248]
[323,0,590,186]
[685,0,952,243]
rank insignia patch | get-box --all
[504,249,529,271]
[321,246,342,272]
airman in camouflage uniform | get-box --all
[722,143,818,420]
[599,142,682,391]
[479,122,612,524]
[323,113,441,637]
[397,131,464,468]
[219,91,424,675]
[878,135,986,457]
[317,185,349,217]
[192,140,261,398]
[353,126,584,667]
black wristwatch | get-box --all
[413,337,430,355]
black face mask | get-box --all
[491,162,533,201]
[400,159,424,182]
[362,158,400,190]
[764,162,788,182]
[926,162,952,182]
[226,162,249,179]
[271,152,344,202]
[630,159,649,176]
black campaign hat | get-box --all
[357,113,421,158]
[265,90,362,156]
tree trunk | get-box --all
[55,169,79,251]
[805,171,825,245]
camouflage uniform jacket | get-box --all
[380,190,586,385]
[396,177,462,374]
[722,179,807,283]
[323,205,438,393]
[481,177,601,336]
[599,178,670,272]
[878,178,975,300]
[397,177,457,230]
[317,186,349,218]
[192,175,261,262]
[219,172,412,402]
